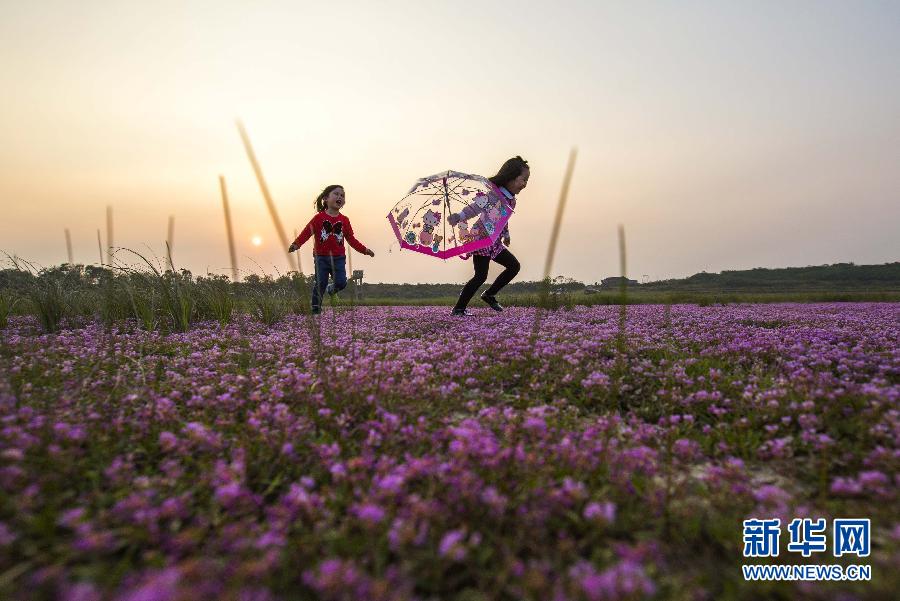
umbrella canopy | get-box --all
[387,170,514,260]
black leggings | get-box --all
[453,249,520,311]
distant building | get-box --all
[350,270,364,300]
[599,276,639,289]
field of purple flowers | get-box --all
[1,303,898,600]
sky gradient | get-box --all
[2,0,898,284]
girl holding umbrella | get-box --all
[448,156,529,315]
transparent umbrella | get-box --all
[387,170,514,259]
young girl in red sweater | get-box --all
[288,185,375,314]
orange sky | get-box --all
[2,1,898,283]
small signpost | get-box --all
[351,270,364,300]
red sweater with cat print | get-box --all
[292,212,369,256]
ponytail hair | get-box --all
[315,185,343,212]
[488,156,529,188]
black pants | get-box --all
[453,249,520,311]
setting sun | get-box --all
[251,235,262,247]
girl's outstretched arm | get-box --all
[289,215,318,251]
[448,203,481,226]
[344,219,374,256]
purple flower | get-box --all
[256,529,286,549]
[858,470,888,489]
[571,559,655,600]
[116,567,180,601]
[158,431,178,452]
[0,522,16,546]
[672,438,699,460]
[214,482,242,506]
[830,477,863,496]
[439,529,467,561]
[582,371,611,389]
[753,485,791,507]
[353,503,386,525]
[58,507,86,528]
[584,501,616,524]
[62,583,101,601]
[376,473,405,494]
[523,416,547,434]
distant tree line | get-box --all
[1,262,897,300]
[642,262,900,292]
[0,266,590,298]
